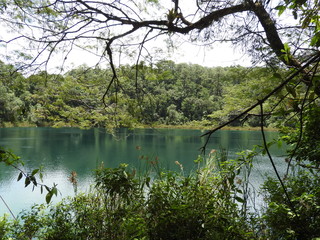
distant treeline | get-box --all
[0,60,285,129]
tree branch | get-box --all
[200,52,320,152]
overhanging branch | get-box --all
[200,52,320,152]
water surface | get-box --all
[0,127,286,217]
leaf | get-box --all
[310,32,320,47]
[285,85,297,98]
[17,172,23,181]
[25,177,31,187]
[302,16,311,29]
[45,192,53,204]
[235,196,245,203]
[31,168,39,176]
[236,189,243,194]
[45,185,50,192]
[275,5,286,16]
[30,176,37,186]
[283,43,291,54]
[52,186,58,196]
[39,172,43,182]
[272,72,282,79]
[267,141,275,148]
[146,176,151,188]
[292,10,297,20]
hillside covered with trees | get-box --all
[1,60,285,129]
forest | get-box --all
[0,60,283,129]
[1,0,320,239]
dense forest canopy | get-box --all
[0,60,281,128]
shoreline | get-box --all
[1,121,278,132]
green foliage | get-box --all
[146,156,253,240]
[280,104,320,165]
[261,170,320,240]
[0,156,258,239]
[208,67,281,127]
[95,163,141,204]
[0,60,282,128]
[0,147,58,206]
[276,0,320,47]
[0,214,12,240]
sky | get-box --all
[62,41,252,70]
[0,0,255,72]
[62,0,253,69]
[156,42,251,67]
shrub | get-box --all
[2,156,256,239]
[261,170,320,240]
[0,214,12,240]
[145,156,254,240]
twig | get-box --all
[259,102,296,214]
[0,195,16,220]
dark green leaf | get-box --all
[46,192,53,204]
[146,176,151,188]
[292,10,297,20]
[235,196,245,203]
[17,172,23,181]
[285,85,297,98]
[25,177,31,187]
[310,32,320,47]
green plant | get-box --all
[261,170,320,240]
[146,155,254,240]
[1,155,260,240]
[0,146,58,220]
[0,214,12,240]
[94,164,147,239]
[283,105,320,165]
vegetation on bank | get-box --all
[0,60,285,130]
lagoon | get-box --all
[0,127,286,217]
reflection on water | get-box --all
[0,127,286,216]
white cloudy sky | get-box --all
[0,0,266,71]
[62,40,251,69]
[62,0,253,69]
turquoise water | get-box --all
[0,127,286,217]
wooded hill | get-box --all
[0,60,288,129]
